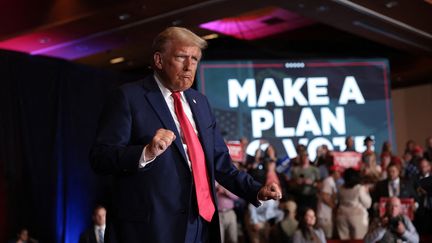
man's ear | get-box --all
[154,52,163,69]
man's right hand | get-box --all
[145,129,176,160]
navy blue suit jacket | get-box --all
[90,76,261,243]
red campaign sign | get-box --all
[333,151,362,170]
[226,141,244,162]
[379,197,415,220]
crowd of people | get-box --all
[10,136,431,243]
[217,136,432,243]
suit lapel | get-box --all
[141,78,188,164]
[185,90,213,170]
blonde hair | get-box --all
[152,27,207,54]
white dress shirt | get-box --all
[388,177,400,197]
[94,225,106,243]
[139,74,197,169]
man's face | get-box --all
[18,229,29,241]
[154,41,201,92]
[388,165,400,180]
[93,208,107,226]
[419,159,431,175]
[386,198,401,218]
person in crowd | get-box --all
[79,205,107,243]
[404,140,417,157]
[314,145,333,179]
[317,165,342,239]
[373,163,418,207]
[8,228,38,243]
[291,150,320,210]
[336,168,372,240]
[361,153,382,185]
[405,145,424,179]
[413,158,432,234]
[292,207,326,243]
[291,144,307,167]
[247,140,270,183]
[246,199,284,243]
[380,141,402,170]
[237,137,250,167]
[269,199,299,243]
[246,156,289,243]
[344,136,356,152]
[89,26,281,243]
[364,197,419,243]
[216,184,239,243]
[362,136,376,165]
[424,136,432,161]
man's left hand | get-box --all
[257,182,282,201]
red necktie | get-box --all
[172,92,215,222]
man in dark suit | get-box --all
[373,163,418,205]
[90,27,281,243]
[79,205,106,243]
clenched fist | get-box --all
[257,182,282,201]
[145,129,176,160]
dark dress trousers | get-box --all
[90,76,261,243]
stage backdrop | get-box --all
[198,59,395,160]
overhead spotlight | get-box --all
[385,1,399,8]
[202,33,219,40]
[110,57,125,64]
[118,13,130,21]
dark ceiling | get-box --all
[1,0,431,88]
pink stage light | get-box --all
[200,7,314,40]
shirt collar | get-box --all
[154,73,186,101]
[390,177,400,184]
[94,224,106,231]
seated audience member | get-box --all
[317,165,342,239]
[79,205,107,243]
[373,163,418,206]
[364,197,419,243]
[216,183,239,243]
[293,207,326,243]
[269,199,299,243]
[246,200,284,243]
[8,228,38,243]
[291,151,320,210]
[336,168,372,240]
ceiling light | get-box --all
[110,57,125,64]
[202,33,219,40]
[118,14,130,21]
[385,1,399,8]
